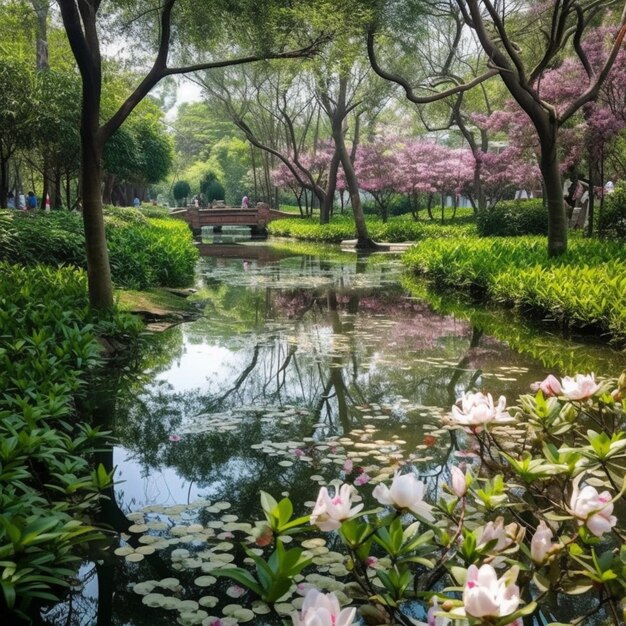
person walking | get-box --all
[26,191,38,210]
[241,195,249,208]
[18,191,26,210]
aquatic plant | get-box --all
[119,372,626,626]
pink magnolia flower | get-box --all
[560,374,600,400]
[364,556,378,568]
[531,374,562,397]
[530,520,556,565]
[463,564,520,619]
[450,466,468,498]
[427,597,451,626]
[292,589,357,626]
[168,434,181,442]
[477,517,519,552]
[569,484,617,537]
[310,483,363,531]
[450,392,514,428]
[372,473,434,521]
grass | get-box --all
[268,213,476,243]
[402,234,626,342]
[116,288,198,318]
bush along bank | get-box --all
[267,214,476,243]
[0,263,141,618]
[0,207,199,289]
[402,235,626,342]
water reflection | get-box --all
[43,243,625,626]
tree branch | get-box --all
[559,20,626,124]
[367,28,498,104]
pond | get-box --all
[41,235,626,626]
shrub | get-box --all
[600,184,626,238]
[173,180,191,206]
[402,235,626,340]
[0,208,198,289]
[476,198,548,236]
[268,214,476,243]
[0,263,139,615]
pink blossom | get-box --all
[364,556,378,568]
[477,517,519,552]
[463,564,520,619]
[530,521,556,565]
[450,392,514,428]
[450,465,468,498]
[531,374,562,397]
[343,459,353,473]
[168,434,181,442]
[372,473,434,521]
[310,484,363,531]
[292,589,357,626]
[560,374,600,401]
[294,448,304,458]
[569,484,617,537]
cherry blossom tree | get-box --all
[354,139,400,222]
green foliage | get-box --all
[0,263,138,616]
[0,209,198,289]
[402,235,626,340]
[601,185,626,239]
[268,214,476,243]
[173,180,191,204]
[477,199,549,236]
[200,170,226,202]
[214,539,312,603]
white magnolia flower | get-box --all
[372,473,434,521]
[463,564,520,619]
[310,483,363,532]
[560,374,600,401]
[450,392,514,428]
[450,465,468,498]
[292,589,357,626]
[477,517,519,552]
[530,520,557,565]
[569,483,617,537]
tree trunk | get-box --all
[331,120,372,248]
[587,159,595,238]
[81,120,114,309]
[54,170,62,209]
[321,150,341,224]
[0,155,8,209]
[539,133,567,257]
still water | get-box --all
[42,237,626,626]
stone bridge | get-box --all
[170,202,294,235]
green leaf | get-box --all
[212,567,263,597]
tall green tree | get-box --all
[57,0,327,309]
[368,0,626,256]
[0,59,34,208]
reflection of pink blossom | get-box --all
[343,459,353,473]
[226,584,246,598]
[168,434,181,442]
[354,473,371,486]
